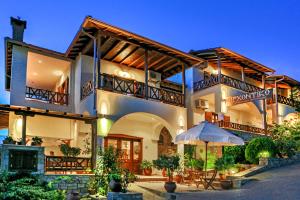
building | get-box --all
[1,16,299,174]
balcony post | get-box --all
[217,54,222,83]
[21,114,27,145]
[96,32,102,88]
[274,78,279,124]
[144,49,149,99]
[262,74,268,134]
[182,62,186,107]
[241,67,245,81]
[91,119,97,169]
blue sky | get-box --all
[1,0,300,104]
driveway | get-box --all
[174,163,300,200]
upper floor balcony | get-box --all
[267,94,300,108]
[193,73,263,93]
[22,51,71,107]
[81,73,184,107]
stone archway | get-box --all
[157,127,177,157]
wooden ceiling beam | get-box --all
[101,39,120,59]
[104,41,127,60]
[155,58,176,71]
[163,61,180,72]
[128,53,145,67]
[119,46,140,64]
[149,55,167,68]
[136,51,160,68]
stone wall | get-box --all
[43,174,93,194]
[0,144,44,174]
[259,153,300,169]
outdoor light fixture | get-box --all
[212,69,218,75]
[118,70,131,78]
[53,70,63,76]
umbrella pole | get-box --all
[205,141,208,180]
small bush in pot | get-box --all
[140,160,153,176]
[31,136,43,146]
[153,155,180,193]
[108,173,122,192]
[2,136,16,144]
[214,155,235,180]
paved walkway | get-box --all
[173,163,300,200]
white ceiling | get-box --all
[26,52,71,90]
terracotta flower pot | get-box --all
[162,168,167,177]
[109,179,122,192]
[175,175,182,184]
[143,168,152,176]
[164,181,177,193]
[219,173,226,180]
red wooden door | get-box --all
[104,134,143,174]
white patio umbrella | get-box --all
[175,121,244,178]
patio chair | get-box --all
[182,169,194,185]
[203,169,217,190]
[192,170,205,188]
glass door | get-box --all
[104,135,143,174]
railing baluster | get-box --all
[97,73,184,107]
[25,86,68,105]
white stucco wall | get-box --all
[10,45,74,113]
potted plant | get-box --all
[140,160,153,176]
[108,173,122,192]
[31,136,43,146]
[214,155,235,189]
[153,155,180,193]
[2,136,16,144]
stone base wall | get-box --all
[43,174,93,194]
[259,153,300,169]
[0,144,44,174]
[107,192,143,200]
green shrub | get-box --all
[0,171,65,200]
[270,123,297,158]
[214,155,235,173]
[153,155,180,182]
[224,145,246,163]
[245,137,276,164]
[88,146,136,195]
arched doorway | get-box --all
[157,127,177,157]
[105,112,175,174]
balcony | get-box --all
[194,74,262,93]
[216,121,268,135]
[267,94,300,108]
[87,73,184,106]
[26,86,69,105]
[45,156,91,172]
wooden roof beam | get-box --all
[155,58,176,71]
[119,46,140,64]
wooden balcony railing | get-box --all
[98,73,184,106]
[216,121,267,135]
[26,86,68,105]
[81,80,94,100]
[45,156,91,171]
[194,74,262,93]
[267,94,300,108]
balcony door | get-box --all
[104,134,143,174]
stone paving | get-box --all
[129,163,300,200]
[171,163,300,200]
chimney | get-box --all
[10,17,27,42]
